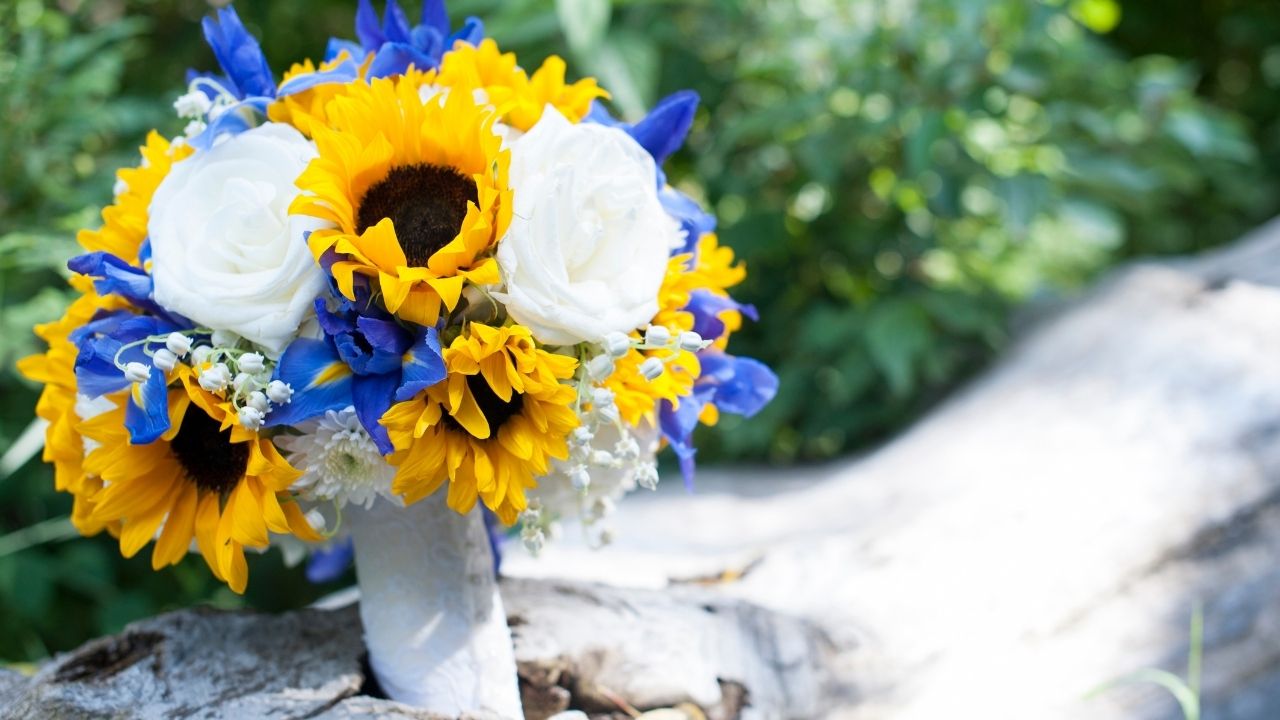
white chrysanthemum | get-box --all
[277,407,397,509]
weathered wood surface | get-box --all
[10,218,1280,719]
[0,579,837,719]
[507,216,1280,719]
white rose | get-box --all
[149,123,329,354]
[491,109,680,346]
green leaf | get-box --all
[864,300,933,397]
[556,0,611,55]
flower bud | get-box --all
[266,380,293,405]
[644,325,671,347]
[238,406,265,431]
[569,426,594,447]
[198,363,231,392]
[210,329,239,348]
[238,352,265,374]
[247,391,270,413]
[173,90,213,119]
[636,462,659,491]
[586,354,615,381]
[568,464,591,491]
[152,348,178,373]
[305,510,327,534]
[602,331,632,358]
[639,357,665,381]
[191,345,214,365]
[233,372,253,392]
[677,331,707,352]
[124,362,151,383]
[165,332,193,357]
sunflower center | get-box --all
[446,374,524,435]
[356,163,478,267]
[170,407,250,495]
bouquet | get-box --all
[19,1,778,714]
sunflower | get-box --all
[430,38,609,131]
[382,323,579,524]
[16,278,124,535]
[78,131,192,264]
[292,74,511,326]
[77,367,322,593]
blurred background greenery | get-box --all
[1,0,1278,662]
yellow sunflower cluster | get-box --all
[382,324,579,524]
[20,134,322,593]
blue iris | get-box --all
[268,296,446,455]
[331,0,483,79]
[659,352,779,488]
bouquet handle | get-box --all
[348,494,523,717]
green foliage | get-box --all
[1,0,1278,661]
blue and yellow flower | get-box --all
[381,323,579,524]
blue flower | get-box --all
[71,310,188,444]
[67,249,189,326]
[658,352,778,488]
[587,92,716,254]
[347,0,484,79]
[305,540,354,583]
[268,297,446,454]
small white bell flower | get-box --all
[233,372,253,393]
[569,426,594,447]
[173,90,213,119]
[639,357,665,381]
[636,462,659,491]
[190,345,214,365]
[124,362,151,384]
[568,464,591,491]
[152,349,178,373]
[644,325,671,347]
[601,332,632,358]
[586,354,615,381]
[238,406,265,431]
[247,391,270,413]
[198,363,231,392]
[677,331,707,352]
[210,329,239,348]
[266,380,293,405]
[165,332,193,357]
[238,352,266,374]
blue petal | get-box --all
[685,289,757,341]
[353,372,401,454]
[73,314,181,398]
[201,6,275,99]
[447,17,484,47]
[367,42,436,78]
[306,540,354,583]
[660,186,717,255]
[382,0,414,44]
[395,327,445,401]
[278,57,360,96]
[421,0,449,34]
[409,25,446,60]
[188,97,272,151]
[355,0,386,50]
[697,353,779,418]
[658,392,709,490]
[325,38,368,63]
[124,369,172,444]
[265,339,354,427]
[67,252,153,308]
[629,90,699,166]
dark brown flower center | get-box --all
[356,163,478,267]
[170,406,249,496]
[444,374,524,436]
